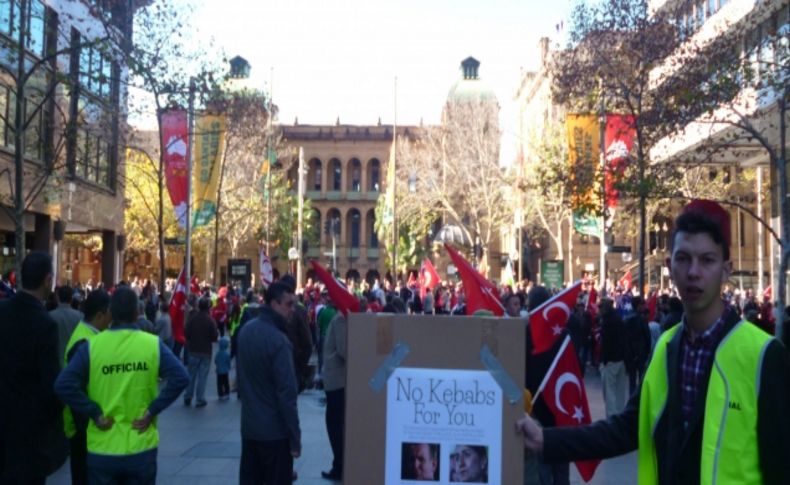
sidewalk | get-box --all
[48,364,636,484]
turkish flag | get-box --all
[646,291,658,322]
[190,275,201,295]
[444,244,504,316]
[618,271,632,290]
[537,335,600,481]
[310,260,360,316]
[168,268,187,345]
[586,285,598,321]
[418,258,441,300]
[529,281,583,355]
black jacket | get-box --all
[543,309,790,485]
[0,291,68,480]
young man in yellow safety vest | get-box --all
[62,289,112,485]
[56,286,189,484]
[516,199,790,485]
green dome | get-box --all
[446,56,497,104]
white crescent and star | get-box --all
[554,372,584,422]
[542,301,571,325]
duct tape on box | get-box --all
[369,341,411,393]
[480,344,522,405]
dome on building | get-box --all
[446,57,497,104]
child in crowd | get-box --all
[214,336,231,400]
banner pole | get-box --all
[598,79,607,298]
[186,78,195,288]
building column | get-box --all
[101,230,117,288]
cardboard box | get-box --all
[344,313,525,484]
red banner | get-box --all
[604,115,635,208]
[161,109,189,228]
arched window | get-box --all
[367,209,378,248]
[349,158,361,192]
[326,208,341,247]
[309,158,322,191]
[348,209,361,248]
[369,159,380,191]
[310,209,321,249]
[330,158,341,191]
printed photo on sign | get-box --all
[384,368,502,485]
[449,445,488,483]
[401,442,440,481]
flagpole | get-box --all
[598,78,607,299]
[186,78,195,287]
[297,146,305,287]
[391,76,398,282]
[532,335,572,406]
[265,68,274,259]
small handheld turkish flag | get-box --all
[418,258,441,300]
[169,268,187,345]
[536,335,600,481]
[529,281,583,355]
[309,261,360,316]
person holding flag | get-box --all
[517,200,790,484]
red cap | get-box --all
[681,199,731,249]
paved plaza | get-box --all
[49,359,636,484]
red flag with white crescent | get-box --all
[310,260,359,316]
[444,244,504,316]
[418,258,441,300]
[529,281,583,355]
[168,268,187,345]
[536,335,600,481]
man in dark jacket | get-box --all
[623,296,652,395]
[183,298,218,407]
[279,275,314,393]
[237,282,301,485]
[517,200,790,485]
[598,297,628,417]
[0,252,68,483]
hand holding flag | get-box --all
[532,335,600,481]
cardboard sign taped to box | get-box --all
[344,313,525,484]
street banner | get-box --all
[444,244,504,316]
[385,368,502,484]
[192,114,226,228]
[604,115,636,208]
[161,109,189,228]
[168,268,188,345]
[310,260,360,316]
[529,280,583,355]
[259,247,273,286]
[534,336,600,481]
[573,211,603,239]
[566,114,600,211]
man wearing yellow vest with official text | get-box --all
[516,199,790,485]
[56,286,189,484]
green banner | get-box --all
[541,260,565,289]
[192,115,226,228]
[573,211,603,238]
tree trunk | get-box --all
[777,92,788,345]
[13,0,27,285]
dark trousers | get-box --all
[239,439,292,485]
[70,424,89,485]
[325,388,345,475]
[0,479,45,485]
[217,373,230,397]
[87,456,156,485]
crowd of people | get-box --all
[1,201,789,484]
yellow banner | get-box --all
[192,114,226,228]
[566,114,600,211]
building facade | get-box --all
[0,0,142,286]
[280,123,418,282]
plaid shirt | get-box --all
[679,310,728,429]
